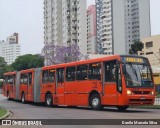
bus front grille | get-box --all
[132,91,150,95]
[129,99,153,105]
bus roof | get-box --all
[4,72,17,76]
[120,55,148,59]
[42,55,120,70]
[20,68,35,74]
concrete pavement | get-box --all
[0,94,160,128]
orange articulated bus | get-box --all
[2,55,156,111]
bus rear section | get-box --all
[3,72,17,100]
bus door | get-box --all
[27,72,33,101]
[64,66,76,106]
[56,68,65,105]
[102,60,118,105]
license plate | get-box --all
[140,97,146,100]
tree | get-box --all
[42,43,86,66]
[0,57,7,79]
[11,54,44,71]
[129,41,143,55]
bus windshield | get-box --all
[125,63,153,87]
[121,56,154,88]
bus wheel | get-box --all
[117,106,129,111]
[90,94,103,110]
[21,93,25,104]
[45,94,53,107]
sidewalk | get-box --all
[154,98,160,105]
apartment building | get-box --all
[0,33,21,65]
[44,0,87,56]
[96,0,151,55]
[138,34,160,67]
[87,5,97,54]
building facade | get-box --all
[0,33,21,65]
[44,0,87,56]
[96,0,151,55]
[138,35,160,88]
[87,5,97,54]
[138,34,160,67]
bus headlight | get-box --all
[150,91,154,95]
[127,90,132,95]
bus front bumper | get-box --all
[127,95,155,106]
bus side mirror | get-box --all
[122,64,126,74]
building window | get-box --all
[145,41,153,48]
[146,52,153,55]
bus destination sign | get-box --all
[123,57,144,63]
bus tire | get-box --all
[90,94,103,110]
[21,93,26,104]
[45,93,53,107]
[117,106,129,111]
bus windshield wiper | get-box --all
[128,62,138,82]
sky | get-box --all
[0,0,160,55]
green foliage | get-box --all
[0,57,7,79]
[129,41,143,55]
[11,54,44,71]
[0,109,7,117]
[5,65,14,72]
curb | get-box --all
[0,108,10,120]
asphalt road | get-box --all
[0,94,160,128]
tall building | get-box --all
[87,5,97,54]
[0,33,21,65]
[44,0,87,56]
[96,0,151,55]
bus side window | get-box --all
[89,63,101,80]
[20,74,28,84]
[20,74,24,84]
[5,76,8,84]
[28,73,32,85]
[42,70,49,83]
[23,74,28,84]
[66,67,76,82]
[77,65,88,80]
[104,61,117,82]
[49,69,55,82]
[8,75,13,84]
[57,68,64,82]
